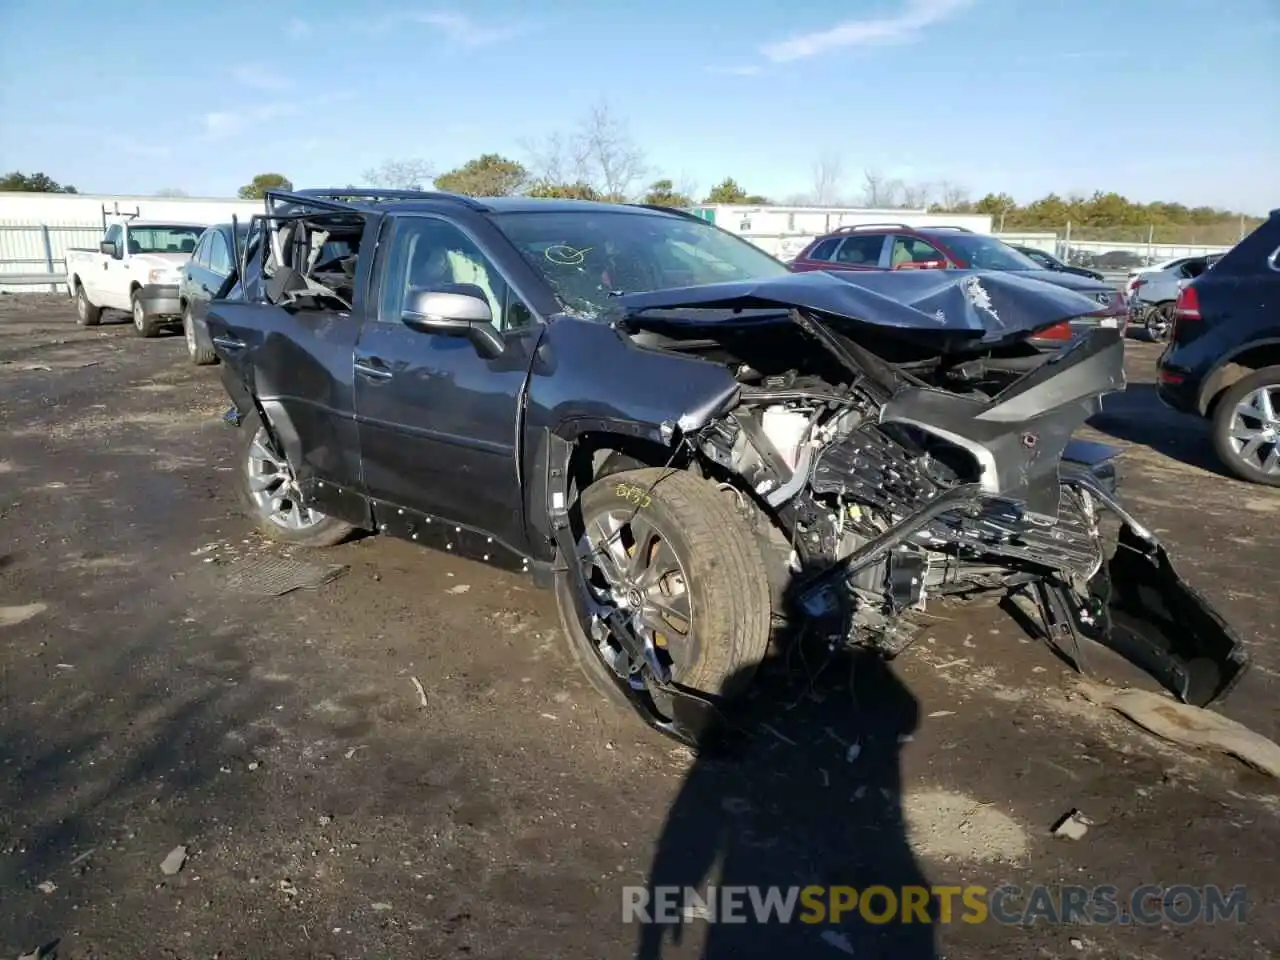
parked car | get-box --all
[788,224,1129,349]
[1127,253,1224,342]
[65,218,208,336]
[1156,210,1280,486]
[178,221,255,364]
[203,188,1247,743]
[1008,244,1106,281]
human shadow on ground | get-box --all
[635,641,938,960]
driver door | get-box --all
[353,214,543,552]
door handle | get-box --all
[354,357,393,381]
[201,285,211,294]
[212,335,246,351]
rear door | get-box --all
[828,233,891,270]
[205,212,372,496]
[190,228,235,323]
[182,229,216,315]
[352,214,542,551]
[790,236,842,272]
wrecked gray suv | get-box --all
[205,189,1249,745]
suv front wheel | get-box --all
[1211,366,1280,486]
[554,467,772,735]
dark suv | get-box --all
[1156,209,1280,486]
[790,224,1129,345]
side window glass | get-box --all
[833,235,884,265]
[194,231,212,267]
[807,238,840,261]
[890,236,945,266]
[378,218,535,332]
[209,233,232,276]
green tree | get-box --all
[0,171,78,193]
[434,154,527,197]
[702,177,767,205]
[641,179,693,208]
[525,180,602,201]
[237,173,293,200]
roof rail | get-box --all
[923,225,974,232]
[288,187,491,211]
[628,203,705,221]
[831,222,912,233]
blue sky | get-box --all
[1,0,1276,212]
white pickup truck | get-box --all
[66,218,209,336]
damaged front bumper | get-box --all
[1057,475,1250,708]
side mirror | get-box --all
[100,240,119,258]
[401,284,504,359]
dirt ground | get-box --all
[1,293,1277,960]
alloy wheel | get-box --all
[76,289,87,320]
[183,308,197,358]
[1226,385,1280,478]
[1146,305,1173,342]
[133,298,145,331]
[244,427,325,531]
[576,507,693,716]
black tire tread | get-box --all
[74,283,101,326]
[185,306,218,365]
[569,466,773,701]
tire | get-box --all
[1211,366,1280,487]
[184,304,217,365]
[234,412,356,546]
[1145,302,1174,342]
[74,283,101,326]
[131,291,162,338]
[554,467,772,719]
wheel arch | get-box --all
[1200,340,1280,418]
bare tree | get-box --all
[935,180,971,211]
[361,158,436,190]
[861,169,900,208]
[898,182,932,209]
[521,102,647,200]
[810,153,846,206]
[520,130,590,186]
[577,102,647,200]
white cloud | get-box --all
[230,64,292,91]
[409,11,524,47]
[285,17,310,40]
[357,10,525,46]
[761,0,973,63]
[706,65,763,77]
[107,135,171,159]
[201,104,296,140]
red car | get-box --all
[790,223,1130,347]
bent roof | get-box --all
[614,269,1106,343]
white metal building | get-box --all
[689,204,994,259]
[0,192,264,292]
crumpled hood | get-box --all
[614,269,1108,346]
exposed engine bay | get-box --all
[614,276,1249,711]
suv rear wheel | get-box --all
[554,467,772,731]
[1211,366,1280,486]
[235,413,355,546]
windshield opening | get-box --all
[129,225,206,255]
[937,234,1043,271]
[492,210,790,316]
